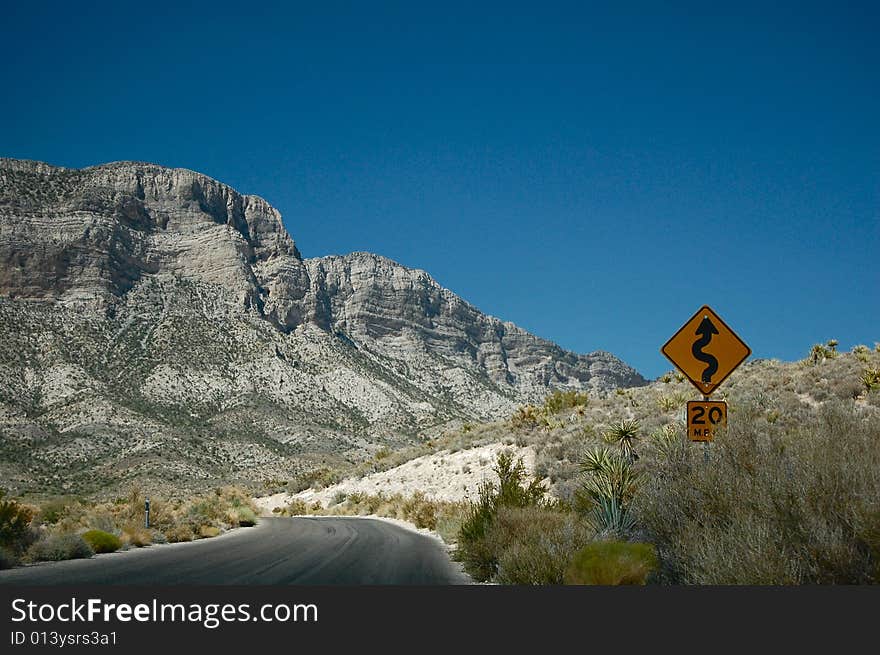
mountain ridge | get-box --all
[0,157,646,495]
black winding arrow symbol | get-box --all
[692,316,719,384]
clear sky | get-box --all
[2,2,877,379]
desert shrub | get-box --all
[234,507,257,527]
[510,405,540,429]
[657,396,677,412]
[401,492,438,530]
[458,451,548,580]
[84,512,117,535]
[198,525,221,539]
[29,533,93,562]
[564,541,658,585]
[634,401,880,584]
[37,498,72,525]
[544,390,589,414]
[489,507,594,584]
[0,490,37,556]
[81,529,122,554]
[121,525,152,547]
[852,345,871,362]
[285,499,310,515]
[0,548,19,570]
[164,525,194,543]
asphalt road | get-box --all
[0,517,471,585]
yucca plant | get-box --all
[862,368,880,392]
[577,447,641,537]
[510,405,540,428]
[603,418,641,463]
[852,344,871,362]
[590,496,637,536]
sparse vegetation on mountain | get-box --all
[807,339,840,364]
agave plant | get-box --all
[602,418,641,463]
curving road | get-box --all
[0,517,470,585]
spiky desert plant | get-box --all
[657,396,680,412]
[510,405,540,429]
[852,344,871,362]
[862,368,880,393]
[602,418,641,463]
[590,496,637,535]
[578,447,641,535]
[580,451,640,506]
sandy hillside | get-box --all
[255,442,536,515]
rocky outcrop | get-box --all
[299,252,644,394]
[0,158,303,314]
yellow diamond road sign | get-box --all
[661,305,751,396]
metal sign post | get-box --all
[145,497,150,529]
[702,395,711,461]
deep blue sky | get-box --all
[2,2,877,379]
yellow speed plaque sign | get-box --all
[686,400,728,442]
[661,305,751,396]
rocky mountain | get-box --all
[0,158,646,496]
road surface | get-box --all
[0,517,470,585]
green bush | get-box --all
[37,498,71,525]
[0,490,36,556]
[81,529,122,554]
[544,390,589,414]
[198,525,221,539]
[236,507,257,527]
[564,541,658,585]
[458,451,548,581]
[510,405,540,429]
[29,533,93,562]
